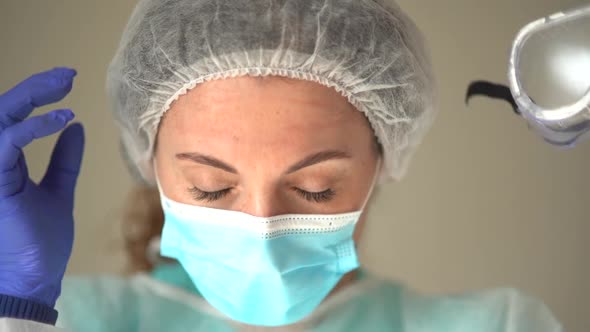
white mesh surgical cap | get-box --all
[106,0,437,185]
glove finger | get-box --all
[0,155,30,199]
[0,67,77,130]
[0,109,75,171]
[40,122,85,199]
[0,163,22,197]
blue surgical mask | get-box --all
[155,159,380,326]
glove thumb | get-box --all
[40,122,85,200]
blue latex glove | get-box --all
[0,67,84,308]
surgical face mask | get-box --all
[467,4,590,147]
[154,158,380,326]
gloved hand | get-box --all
[0,67,84,308]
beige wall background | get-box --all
[1,1,588,331]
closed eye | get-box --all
[187,186,336,204]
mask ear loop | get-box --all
[350,157,382,262]
[152,158,166,197]
[358,157,382,212]
[148,158,168,266]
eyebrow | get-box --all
[176,153,238,173]
[175,150,351,174]
[285,150,351,174]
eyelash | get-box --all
[187,187,336,203]
[293,188,336,203]
[188,187,231,202]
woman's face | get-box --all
[154,76,380,241]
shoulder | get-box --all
[57,274,136,308]
[55,275,138,331]
[55,273,225,331]
[399,285,563,332]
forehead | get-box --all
[158,76,372,154]
[165,76,356,116]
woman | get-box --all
[0,0,562,331]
